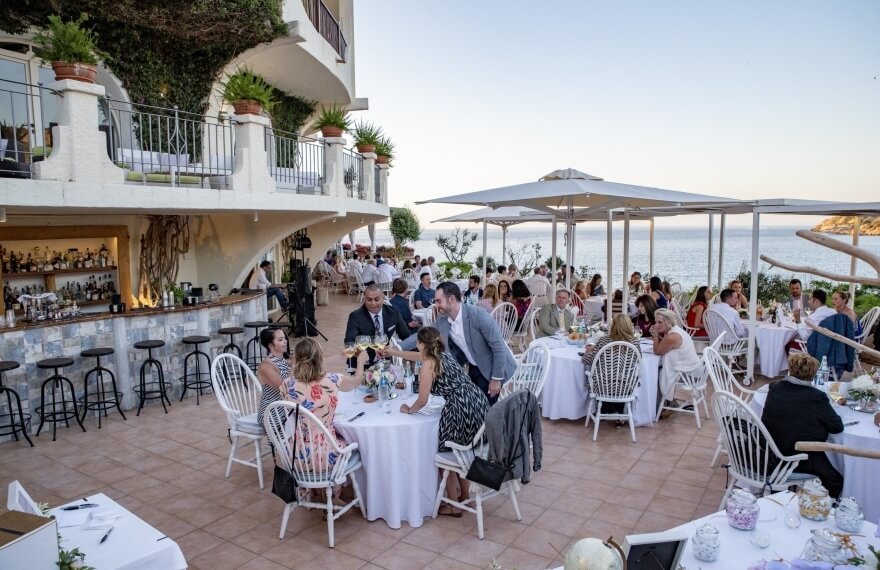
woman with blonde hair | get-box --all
[573,280,589,301]
[831,291,860,334]
[479,283,500,312]
[582,314,641,424]
[382,327,489,516]
[651,308,700,410]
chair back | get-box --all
[527,308,541,341]
[402,268,418,290]
[569,293,585,316]
[589,341,641,401]
[858,306,880,343]
[491,302,518,342]
[211,353,263,430]
[704,310,744,349]
[263,400,356,488]
[513,300,537,338]
[712,390,804,489]
[502,344,550,399]
[703,345,750,400]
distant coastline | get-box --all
[812,216,880,236]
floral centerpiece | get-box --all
[363,360,403,395]
[848,374,880,412]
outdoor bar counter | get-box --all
[0,292,267,435]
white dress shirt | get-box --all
[361,264,378,284]
[448,307,477,366]
[378,263,398,283]
[798,305,837,340]
[249,268,270,290]
[707,302,746,338]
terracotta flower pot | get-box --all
[232,99,263,115]
[356,143,375,154]
[321,126,344,138]
[52,61,97,83]
[376,155,389,165]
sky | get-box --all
[351,1,879,229]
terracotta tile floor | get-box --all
[0,292,750,569]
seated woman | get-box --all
[573,280,589,301]
[832,291,861,337]
[633,294,658,337]
[587,274,605,297]
[510,279,532,325]
[383,327,489,517]
[257,328,292,426]
[389,278,419,333]
[280,338,369,472]
[730,279,749,310]
[761,352,844,497]
[497,278,512,303]
[582,314,641,425]
[478,283,500,312]
[602,289,624,319]
[649,276,668,309]
[507,263,520,280]
[652,309,701,413]
[686,286,712,337]
[332,254,346,276]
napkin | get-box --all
[84,511,122,530]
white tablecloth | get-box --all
[334,390,441,529]
[535,337,661,425]
[751,385,880,522]
[50,494,186,570]
[751,322,798,377]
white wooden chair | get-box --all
[704,345,756,467]
[402,268,418,290]
[712,390,809,509]
[855,306,880,370]
[703,310,748,377]
[655,362,710,429]
[527,308,542,342]
[491,302,518,344]
[210,354,267,489]
[585,342,642,442]
[262,400,365,547]
[499,344,550,400]
[671,299,700,337]
[510,301,539,352]
[432,425,522,540]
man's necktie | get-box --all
[373,314,381,334]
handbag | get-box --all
[271,405,300,504]
[465,456,508,491]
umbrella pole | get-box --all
[849,216,860,309]
[606,210,613,323]
[502,225,507,266]
[623,210,630,315]
[707,214,714,289]
[718,214,726,291]
[747,210,760,385]
[649,218,655,277]
[551,217,558,287]
[482,218,488,284]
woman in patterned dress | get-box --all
[383,327,489,517]
[257,328,291,427]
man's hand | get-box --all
[793,308,801,323]
[488,379,502,397]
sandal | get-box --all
[438,504,463,518]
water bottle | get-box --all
[378,378,392,414]
[412,362,421,395]
[815,356,830,387]
[404,363,414,397]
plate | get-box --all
[847,402,879,414]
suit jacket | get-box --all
[485,390,542,484]
[345,305,411,365]
[807,313,855,373]
[434,303,517,383]
[536,304,574,338]
[761,377,843,458]
[784,295,806,312]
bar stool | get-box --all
[132,340,171,416]
[244,321,270,370]
[179,336,212,405]
[35,357,86,442]
[79,348,126,429]
[218,326,245,358]
[0,361,33,447]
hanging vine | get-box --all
[137,215,191,305]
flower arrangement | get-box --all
[849,374,880,405]
[363,360,402,391]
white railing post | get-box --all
[378,163,390,205]
[323,137,347,198]
[34,80,125,183]
[230,114,274,193]
[361,152,376,201]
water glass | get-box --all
[378,382,392,414]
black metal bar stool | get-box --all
[179,335,212,405]
[79,348,126,429]
[0,361,33,447]
[132,340,171,416]
[35,357,86,442]
[244,321,270,370]
[218,327,245,358]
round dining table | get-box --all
[333,389,442,529]
[751,384,880,522]
[748,320,798,377]
[532,336,661,425]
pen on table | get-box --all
[348,411,365,422]
[99,526,114,544]
[844,421,859,427]
[61,503,99,511]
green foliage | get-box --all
[435,227,478,265]
[33,14,107,65]
[474,255,497,272]
[389,206,422,256]
[734,268,793,307]
[220,68,276,110]
[351,120,383,146]
[578,265,596,280]
[269,91,316,134]
[543,255,564,269]
[506,242,543,275]
[375,135,395,160]
[314,104,351,131]
[439,261,474,278]
[58,546,95,570]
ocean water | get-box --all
[353,225,880,289]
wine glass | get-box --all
[373,332,388,359]
[355,335,372,355]
[343,342,357,373]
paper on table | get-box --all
[84,511,122,530]
[55,510,91,528]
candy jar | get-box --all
[800,528,848,564]
[834,497,864,533]
[726,489,760,530]
[691,523,720,562]
[798,479,832,521]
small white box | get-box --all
[0,510,58,570]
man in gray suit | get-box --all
[405,281,516,404]
[784,279,806,313]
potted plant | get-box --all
[314,104,350,138]
[220,68,276,115]
[374,135,395,165]
[33,14,107,84]
[350,120,383,153]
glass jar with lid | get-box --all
[798,479,832,521]
[726,489,760,530]
[834,497,864,533]
[691,523,720,562]
[801,528,848,564]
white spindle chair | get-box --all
[712,390,810,509]
[510,301,539,352]
[704,346,756,467]
[491,302,518,344]
[670,299,700,337]
[855,306,880,371]
[402,268,418,290]
[703,310,748,377]
[210,353,267,489]
[433,424,522,540]
[499,344,550,400]
[654,363,710,429]
[584,342,642,442]
[377,276,393,296]
[262,400,365,547]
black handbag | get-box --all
[466,424,525,491]
[271,405,300,504]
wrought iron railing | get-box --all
[302,0,348,60]
[342,148,364,199]
[265,127,324,193]
[0,80,60,179]
[105,99,234,188]
[375,164,381,203]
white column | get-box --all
[747,210,760,384]
[606,210,613,323]
[501,226,508,266]
[718,213,727,291]
[377,164,390,205]
[565,221,573,290]
[622,210,630,313]
[320,137,346,198]
[361,152,377,201]
[551,217,558,284]
[849,216,860,309]
[230,114,275,193]
[649,217,655,277]
[707,214,714,288]
[481,219,488,283]
[368,223,376,253]
[34,80,125,183]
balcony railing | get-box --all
[342,148,364,198]
[265,128,324,193]
[0,80,61,180]
[302,0,348,60]
[105,99,234,188]
[375,164,381,202]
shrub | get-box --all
[33,14,107,65]
[220,68,276,109]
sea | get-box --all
[351,225,880,290]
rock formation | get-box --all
[812,216,880,235]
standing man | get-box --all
[345,284,411,367]
[412,272,436,309]
[536,289,576,337]
[785,279,805,313]
[249,260,289,312]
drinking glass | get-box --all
[343,342,357,373]
[373,333,388,360]
[355,335,372,353]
